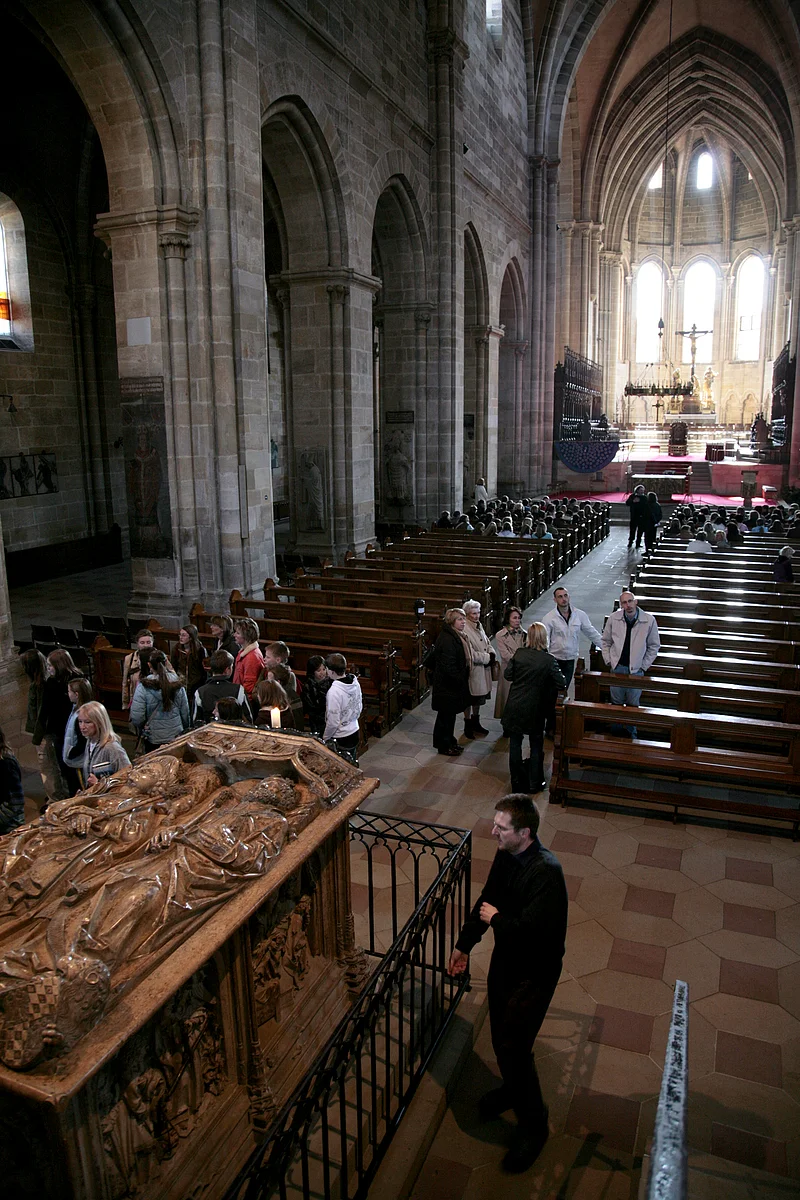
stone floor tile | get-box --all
[409,1154,472,1200]
[708,878,795,912]
[715,1030,783,1088]
[552,830,598,857]
[579,968,674,1017]
[623,885,676,919]
[607,938,666,980]
[678,845,728,886]
[564,1086,642,1155]
[588,1005,654,1054]
[661,937,721,999]
[719,959,780,1005]
[590,831,639,870]
[635,842,683,870]
[723,902,777,939]
[725,857,775,887]
[596,908,689,948]
[694,992,800,1045]
[776,904,800,954]
[777,961,800,1021]
[573,873,629,918]
[772,859,800,903]
[709,1124,788,1178]
[698,928,796,969]
[563,920,614,978]
[615,862,696,894]
[671,886,725,937]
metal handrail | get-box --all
[226,812,472,1200]
[647,979,689,1200]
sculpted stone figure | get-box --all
[0,747,327,1071]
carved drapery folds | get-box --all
[0,727,378,1200]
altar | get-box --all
[630,470,691,498]
[0,727,378,1200]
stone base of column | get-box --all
[0,652,29,754]
[128,590,239,628]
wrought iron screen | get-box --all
[226,812,472,1200]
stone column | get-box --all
[71,282,114,534]
[428,25,468,513]
[601,251,623,417]
[0,511,25,748]
[279,269,379,559]
[784,217,800,484]
[485,324,504,497]
[414,306,432,523]
[528,156,547,488]
[558,222,575,355]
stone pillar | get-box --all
[558,222,575,354]
[428,25,468,513]
[0,510,25,748]
[278,269,379,559]
[414,306,433,523]
[784,217,800,484]
[528,156,547,488]
[71,282,114,534]
[540,161,560,487]
[485,324,504,497]
[600,251,623,419]
[771,247,787,359]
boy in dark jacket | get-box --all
[194,650,252,724]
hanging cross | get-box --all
[676,322,712,383]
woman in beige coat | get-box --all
[493,605,526,719]
[461,599,494,738]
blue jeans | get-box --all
[609,665,644,737]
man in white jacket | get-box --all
[542,587,602,736]
[324,653,363,756]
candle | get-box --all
[270,706,281,729]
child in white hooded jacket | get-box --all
[323,653,363,750]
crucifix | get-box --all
[676,322,712,384]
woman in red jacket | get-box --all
[232,617,264,699]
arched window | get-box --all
[0,195,34,351]
[0,223,10,337]
[635,261,663,362]
[696,152,713,190]
[735,256,765,360]
[648,164,663,190]
[681,261,715,363]
[486,0,502,48]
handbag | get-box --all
[490,658,501,682]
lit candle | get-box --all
[270,706,281,729]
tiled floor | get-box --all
[8,528,800,1196]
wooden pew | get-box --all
[626,603,799,645]
[551,699,800,834]
[367,544,525,609]
[324,560,509,631]
[190,604,400,737]
[631,581,800,619]
[427,528,560,587]
[226,591,425,712]
[288,572,495,626]
[410,531,556,600]
[575,670,800,724]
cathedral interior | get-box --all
[1,0,800,1196]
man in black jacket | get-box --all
[448,795,568,1172]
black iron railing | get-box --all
[226,812,472,1200]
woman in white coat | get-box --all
[461,599,494,738]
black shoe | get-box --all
[438,745,464,756]
[502,1123,549,1173]
[472,719,489,738]
[463,717,476,740]
[478,1087,512,1121]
